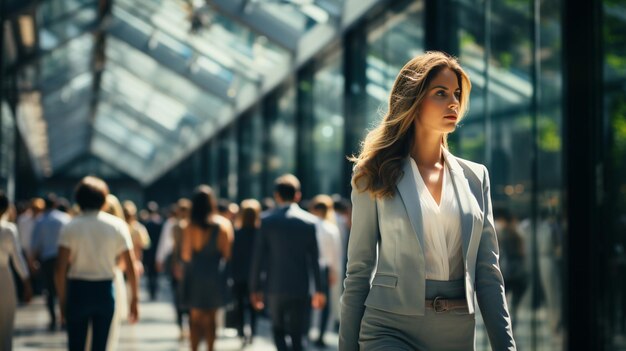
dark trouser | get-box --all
[171,275,188,329]
[66,279,115,351]
[317,267,331,341]
[41,258,57,326]
[144,254,158,300]
[268,295,309,351]
[232,282,257,338]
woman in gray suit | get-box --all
[340,51,516,351]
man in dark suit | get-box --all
[142,201,162,301]
[250,174,325,351]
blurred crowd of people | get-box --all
[0,172,564,351]
[0,173,352,351]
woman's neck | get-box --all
[410,131,444,168]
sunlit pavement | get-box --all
[12,277,339,351]
[12,276,567,350]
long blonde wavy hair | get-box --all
[349,51,471,198]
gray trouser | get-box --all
[359,279,475,351]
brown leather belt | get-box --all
[425,296,468,313]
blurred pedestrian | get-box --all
[231,199,261,345]
[249,174,326,351]
[143,201,162,300]
[169,198,192,340]
[181,185,233,351]
[122,201,151,277]
[55,176,139,351]
[103,194,130,351]
[309,194,342,347]
[0,191,32,351]
[494,208,528,325]
[30,193,71,331]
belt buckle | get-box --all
[432,296,448,313]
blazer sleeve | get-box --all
[475,165,517,351]
[339,181,379,351]
[308,222,323,293]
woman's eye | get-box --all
[436,90,446,96]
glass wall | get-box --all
[604,0,626,349]
[365,0,425,131]
[452,1,563,349]
[311,50,344,196]
[238,107,264,200]
[264,80,297,193]
[0,101,15,197]
[216,126,237,200]
[535,1,564,349]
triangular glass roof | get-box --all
[8,0,383,185]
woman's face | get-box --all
[415,67,461,135]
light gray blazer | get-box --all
[339,149,516,351]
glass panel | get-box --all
[39,0,96,24]
[100,67,187,132]
[42,36,93,87]
[216,127,237,200]
[366,1,425,130]
[312,50,345,195]
[257,0,342,31]
[105,36,226,121]
[112,0,262,89]
[18,33,93,92]
[93,103,158,161]
[91,134,146,179]
[455,1,559,350]
[487,2,533,349]
[238,108,264,200]
[266,81,297,192]
[535,1,564,349]
[604,0,626,349]
[0,101,15,192]
[38,1,98,50]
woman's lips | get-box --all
[444,115,458,121]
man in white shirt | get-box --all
[310,197,342,347]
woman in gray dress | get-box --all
[340,51,516,350]
[181,185,233,351]
[0,191,32,351]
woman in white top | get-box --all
[0,191,32,351]
[55,176,139,351]
[339,51,516,350]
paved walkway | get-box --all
[12,277,339,351]
[12,277,564,350]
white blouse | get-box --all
[409,156,464,281]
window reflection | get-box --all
[455,1,563,350]
[238,109,264,200]
[366,1,424,130]
[266,82,297,191]
[0,102,15,191]
[312,50,344,195]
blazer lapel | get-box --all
[443,148,475,263]
[396,159,425,253]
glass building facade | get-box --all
[2,0,625,349]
